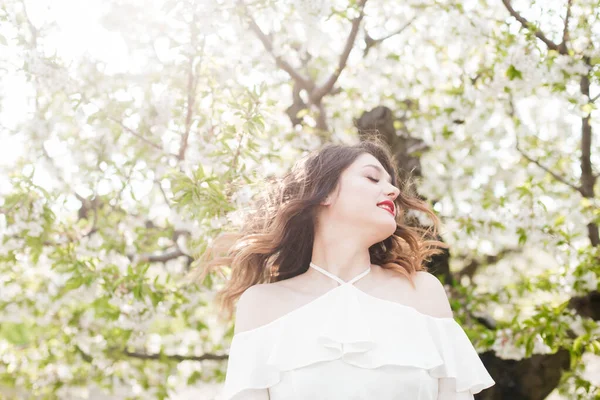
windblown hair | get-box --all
[190,136,449,322]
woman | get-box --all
[194,138,496,399]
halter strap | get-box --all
[309,262,371,285]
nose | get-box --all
[387,183,400,200]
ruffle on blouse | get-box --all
[220,284,495,400]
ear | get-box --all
[321,185,340,206]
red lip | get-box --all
[376,200,395,216]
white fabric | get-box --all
[218,263,495,400]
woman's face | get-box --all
[320,153,400,242]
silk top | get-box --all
[219,263,495,400]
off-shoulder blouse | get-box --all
[218,263,495,399]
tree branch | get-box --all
[363,17,415,57]
[315,102,328,131]
[241,0,367,132]
[138,248,192,264]
[117,163,136,202]
[285,81,308,126]
[559,0,573,52]
[455,248,523,281]
[154,178,172,209]
[515,137,582,194]
[230,130,245,173]
[178,16,204,162]
[40,137,70,187]
[310,0,368,102]
[578,57,599,246]
[86,346,229,363]
[508,95,582,193]
[122,349,229,362]
[240,2,314,91]
[173,229,191,242]
[108,117,165,151]
[500,0,561,53]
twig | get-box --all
[108,117,165,151]
[115,162,136,205]
[178,17,204,161]
[310,0,368,102]
[508,96,582,194]
[40,137,70,187]
[240,2,314,91]
[560,0,573,52]
[363,17,416,57]
[80,346,229,363]
[154,178,172,209]
[230,130,245,174]
[515,137,582,193]
[122,349,229,362]
[138,248,192,264]
[81,204,99,238]
[500,0,561,53]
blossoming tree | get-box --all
[0,0,599,399]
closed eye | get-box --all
[367,177,379,183]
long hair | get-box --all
[189,136,449,321]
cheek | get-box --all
[343,181,377,205]
[351,178,374,191]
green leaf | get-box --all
[150,290,162,308]
[525,334,535,357]
[506,64,523,80]
[196,320,208,332]
[64,275,84,291]
[517,227,528,245]
[0,323,30,345]
[442,125,454,139]
[573,334,588,355]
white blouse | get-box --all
[219,263,495,400]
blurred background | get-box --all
[1,0,599,398]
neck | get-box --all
[309,228,372,284]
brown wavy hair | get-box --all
[189,136,449,322]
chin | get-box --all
[374,222,396,242]
[383,227,396,240]
[357,214,396,240]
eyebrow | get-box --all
[362,164,392,183]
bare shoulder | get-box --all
[370,266,454,319]
[413,270,454,319]
[233,283,288,335]
[234,284,273,335]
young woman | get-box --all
[195,138,495,399]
